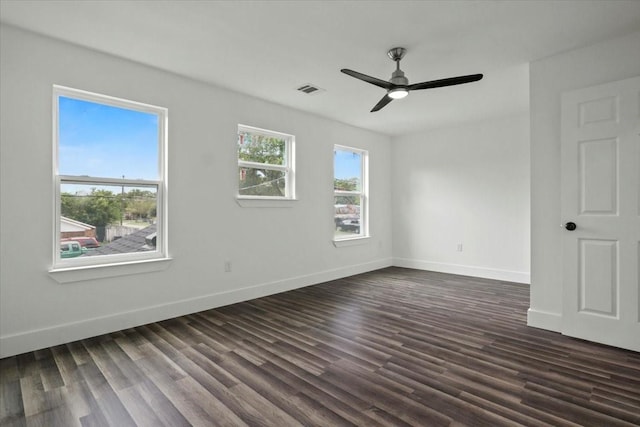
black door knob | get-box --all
[565,222,577,231]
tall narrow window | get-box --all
[334,145,368,240]
[53,86,167,269]
[238,125,295,199]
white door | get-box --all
[561,76,640,352]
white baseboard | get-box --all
[392,258,530,284]
[526,308,562,333]
[0,258,393,358]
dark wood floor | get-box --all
[1,267,639,427]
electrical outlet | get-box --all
[224,261,232,272]
[457,243,463,252]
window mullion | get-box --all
[60,175,160,187]
[238,160,287,172]
[334,190,363,196]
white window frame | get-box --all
[333,144,369,242]
[51,85,168,271]
[237,124,295,201]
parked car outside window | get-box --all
[60,241,87,258]
[61,236,100,249]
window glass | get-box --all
[238,131,285,165]
[238,167,286,197]
[334,150,362,192]
[59,97,159,179]
[334,195,361,237]
[60,183,158,245]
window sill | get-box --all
[49,257,172,283]
[333,236,371,247]
[236,197,298,208]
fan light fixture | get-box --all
[388,88,408,99]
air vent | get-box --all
[296,84,325,95]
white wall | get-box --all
[529,31,640,332]
[391,114,531,283]
[0,25,393,357]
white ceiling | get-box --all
[2,0,640,136]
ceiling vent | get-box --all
[296,84,325,95]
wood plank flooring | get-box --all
[1,267,639,426]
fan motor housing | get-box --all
[390,69,408,86]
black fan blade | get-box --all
[371,95,393,112]
[408,73,483,91]
[341,69,393,90]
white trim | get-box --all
[50,257,172,283]
[53,248,164,270]
[333,236,371,247]
[238,124,293,141]
[527,308,562,332]
[53,85,165,115]
[392,257,531,284]
[334,144,368,156]
[236,198,298,208]
[1,258,393,358]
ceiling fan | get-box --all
[341,47,483,112]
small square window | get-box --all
[238,125,295,199]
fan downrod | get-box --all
[387,47,406,62]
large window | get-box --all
[53,86,167,269]
[334,145,368,240]
[238,125,294,199]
